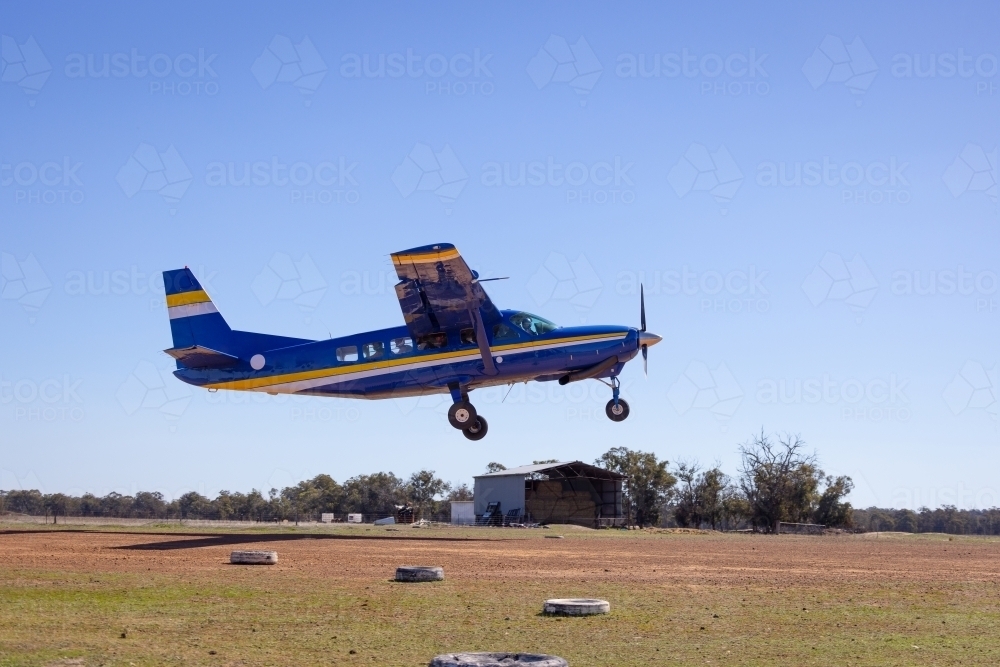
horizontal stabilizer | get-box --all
[164,345,240,369]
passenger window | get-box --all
[336,345,358,362]
[416,332,447,350]
[390,337,413,355]
[492,323,518,341]
[362,341,384,360]
[460,328,477,346]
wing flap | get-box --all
[391,243,501,337]
[164,345,240,369]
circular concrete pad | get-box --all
[395,565,444,582]
[430,653,567,667]
[230,550,278,565]
[542,598,610,615]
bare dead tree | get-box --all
[738,429,816,533]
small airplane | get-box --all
[162,243,661,440]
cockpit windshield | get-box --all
[509,312,559,335]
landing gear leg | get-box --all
[605,376,630,422]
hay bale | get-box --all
[430,653,567,667]
[542,598,610,616]
[230,550,277,565]
[395,565,444,582]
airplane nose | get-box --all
[638,331,662,348]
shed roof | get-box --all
[474,460,626,480]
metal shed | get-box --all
[473,461,626,528]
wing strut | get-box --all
[470,308,498,376]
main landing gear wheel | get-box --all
[463,415,489,441]
[448,401,477,429]
[606,398,630,422]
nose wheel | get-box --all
[605,375,630,422]
[606,398,630,421]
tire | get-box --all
[430,654,568,667]
[463,415,488,441]
[230,550,278,565]
[395,565,444,582]
[605,398,630,422]
[448,401,477,429]
[542,598,611,616]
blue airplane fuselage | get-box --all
[174,310,639,399]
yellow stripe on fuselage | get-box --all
[392,247,461,264]
[166,290,212,307]
[202,331,626,392]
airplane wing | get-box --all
[390,243,503,338]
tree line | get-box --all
[0,470,470,523]
[593,430,855,532]
[3,431,998,535]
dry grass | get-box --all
[1,524,999,666]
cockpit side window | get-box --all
[459,328,477,346]
[509,312,559,336]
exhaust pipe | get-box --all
[558,355,621,385]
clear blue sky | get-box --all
[2,1,997,510]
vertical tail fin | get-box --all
[163,268,232,351]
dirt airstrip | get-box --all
[2,527,998,585]
[2,527,999,666]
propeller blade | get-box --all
[642,344,648,376]
[640,283,646,332]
